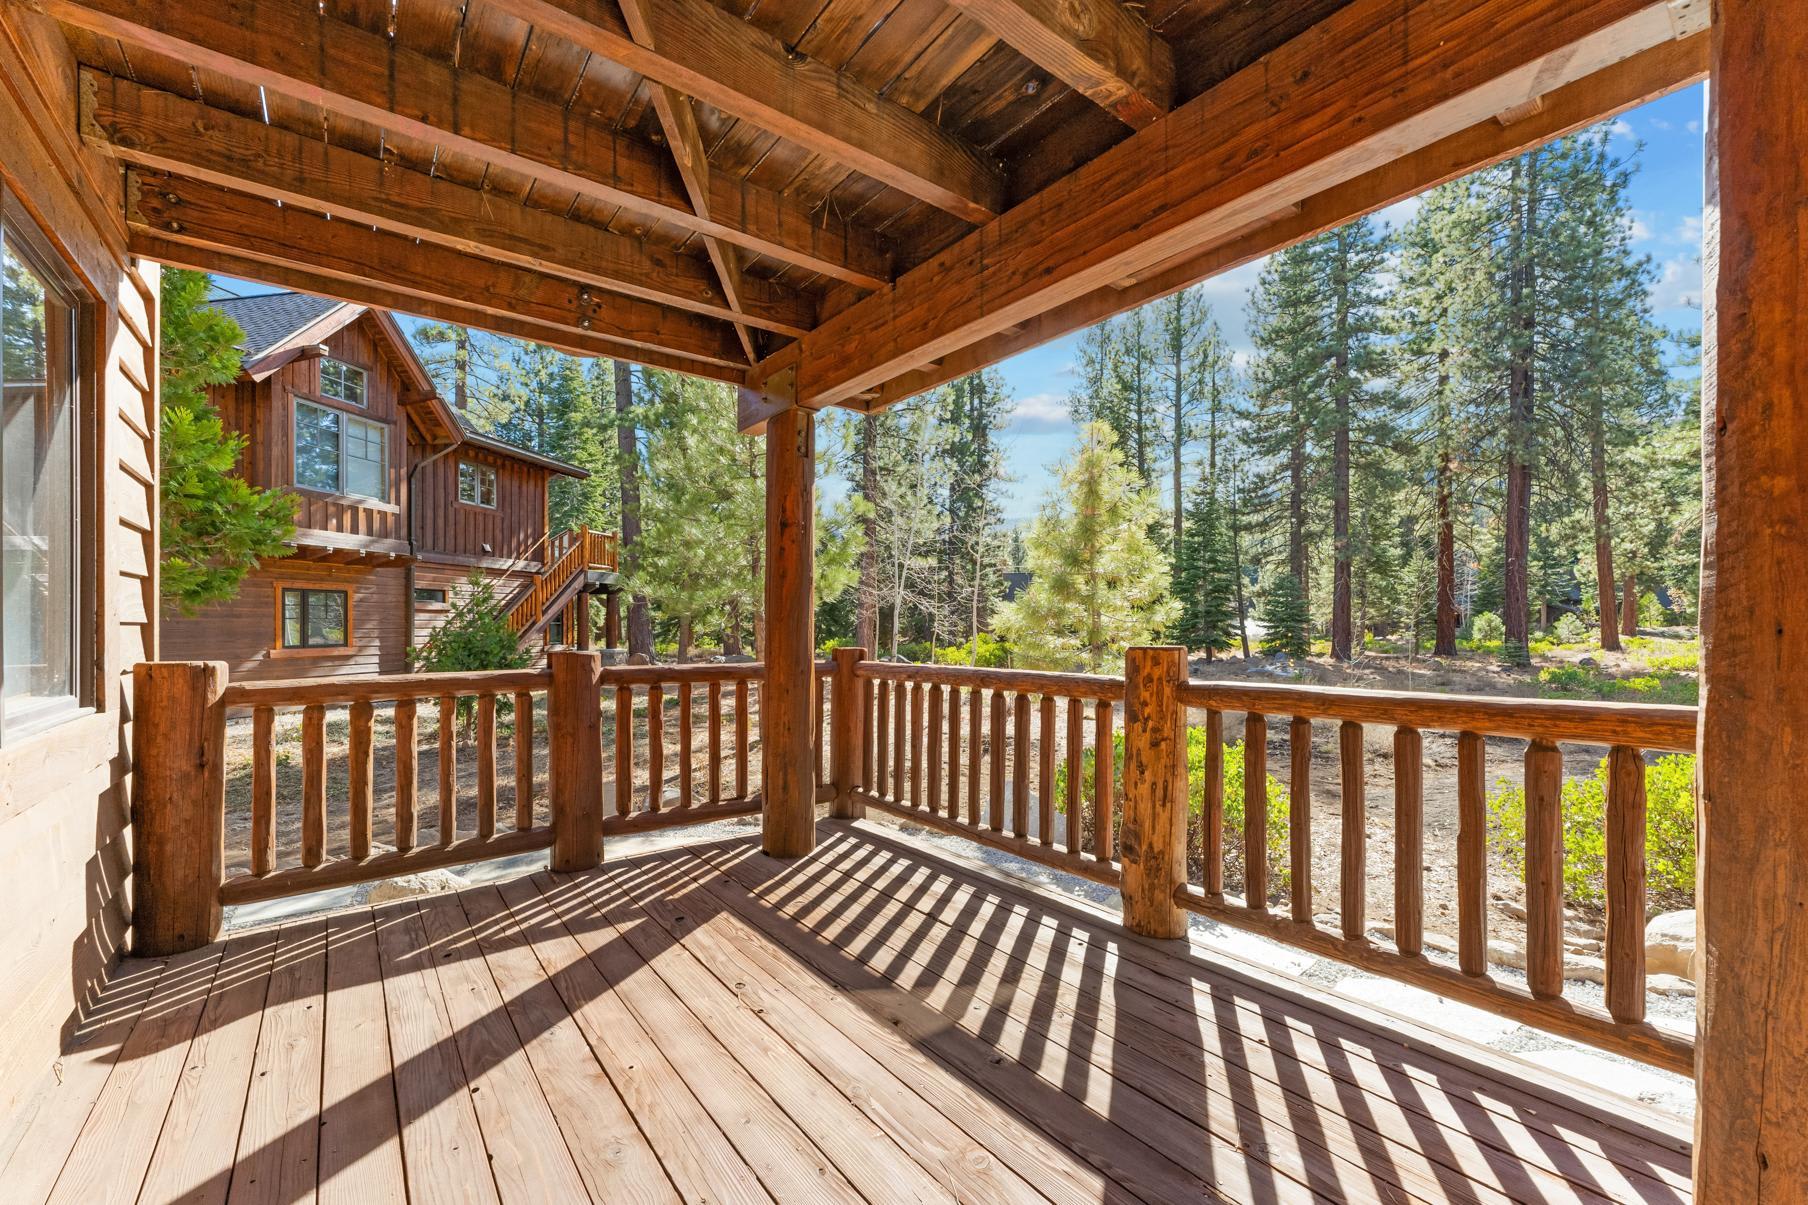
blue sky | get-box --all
[215,84,1705,524]
[981,84,1707,522]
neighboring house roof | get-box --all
[203,290,588,478]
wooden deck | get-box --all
[1,822,1692,1204]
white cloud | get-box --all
[1649,254,1702,311]
[1375,194,1425,230]
[1624,212,1654,242]
[1008,391,1072,433]
[1671,214,1703,245]
[1649,116,1674,132]
[1607,118,1636,141]
[1686,119,1701,134]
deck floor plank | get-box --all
[11,825,1694,1205]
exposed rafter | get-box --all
[82,73,813,337]
[480,0,1007,224]
[869,32,1710,408]
[42,0,893,289]
[940,0,1175,128]
[754,0,1698,410]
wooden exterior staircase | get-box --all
[504,526,619,644]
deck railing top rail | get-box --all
[856,660,1126,702]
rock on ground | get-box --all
[1645,909,1697,979]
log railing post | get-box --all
[760,404,817,856]
[131,661,227,955]
[549,649,604,871]
[830,646,867,819]
[1120,646,1188,939]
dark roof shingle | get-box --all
[208,291,346,362]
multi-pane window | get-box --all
[1,193,82,741]
[319,357,366,407]
[293,399,387,500]
[280,588,349,648]
[458,460,497,507]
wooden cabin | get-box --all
[1,0,1803,1199]
[159,294,618,680]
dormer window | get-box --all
[319,357,366,407]
[458,461,497,508]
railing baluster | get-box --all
[875,678,891,801]
[1339,720,1364,936]
[1065,697,1084,855]
[814,675,827,787]
[1205,708,1224,896]
[947,687,963,820]
[395,699,417,853]
[1245,712,1267,909]
[910,682,925,810]
[1525,738,1565,999]
[647,684,664,813]
[1038,694,1056,848]
[1289,716,1312,923]
[350,699,375,858]
[1394,726,1423,955]
[251,705,275,876]
[860,676,875,796]
[708,680,723,804]
[615,685,634,816]
[678,682,694,808]
[476,693,497,839]
[989,689,1007,832]
[1605,744,1647,1023]
[1092,700,1113,861]
[734,677,750,800]
[1457,731,1488,976]
[302,703,326,867]
[513,690,533,829]
[1012,692,1031,838]
[968,688,983,827]
[893,681,908,802]
[438,694,458,844]
[927,685,943,816]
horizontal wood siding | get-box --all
[0,4,151,1123]
[162,561,409,681]
[411,563,532,647]
[412,439,550,563]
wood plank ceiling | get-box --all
[50,0,1706,410]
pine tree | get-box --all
[1258,572,1311,659]
[995,423,1177,672]
[937,371,1012,655]
[158,270,296,612]
[1172,477,1239,658]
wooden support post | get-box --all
[1120,646,1187,939]
[604,590,621,649]
[549,649,603,871]
[1697,12,1808,1192]
[131,661,227,955]
[761,404,816,856]
[830,647,867,818]
[575,598,592,649]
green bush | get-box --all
[410,573,531,674]
[1055,729,1291,900]
[1468,611,1506,645]
[1549,612,1589,645]
[931,631,1012,668]
[1638,590,1666,630]
[1486,752,1696,909]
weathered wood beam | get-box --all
[482,0,1006,224]
[124,182,749,382]
[766,0,1699,407]
[760,404,817,857]
[1695,1,1808,1196]
[867,29,1708,407]
[37,0,892,289]
[941,0,1174,128]
[84,73,812,338]
[617,0,758,364]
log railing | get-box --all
[833,651,1126,886]
[820,646,1697,1074]
[503,524,620,637]
[131,652,766,950]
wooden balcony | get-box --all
[5,820,1692,1203]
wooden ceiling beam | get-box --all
[83,72,813,338]
[765,0,1701,408]
[39,0,892,289]
[481,0,1007,224]
[134,231,747,384]
[940,0,1174,128]
[868,30,1710,408]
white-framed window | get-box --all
[319,357,366,407]
[2,186,86,743]
[458,460,497,507]
[280,587,349,649]
[293,399,387,500]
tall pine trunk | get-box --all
[1288,404,1309,618]
[1435,451,1459,655]
[1502,153,1540,662]
[856,414,879,652]
[1590,409,1622,651]
[613,360,654,657]
[1229,469,1252,658]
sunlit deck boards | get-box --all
[1,823,1692,1204]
